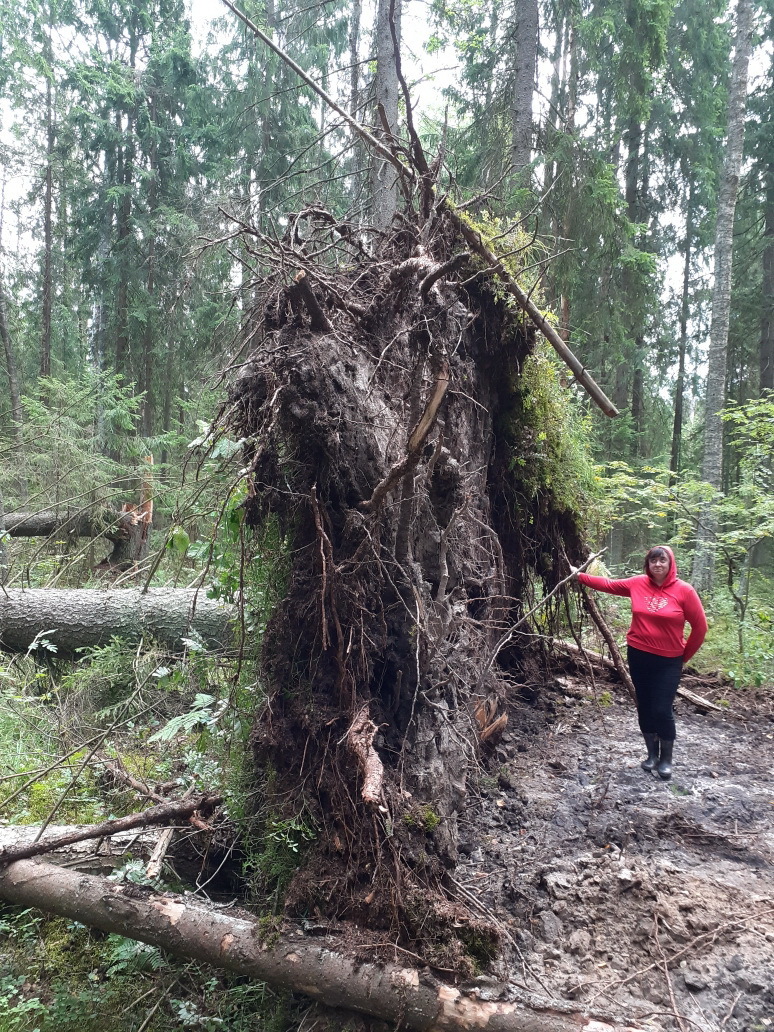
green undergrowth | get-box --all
[0,908,302,1032]
[0,630,302,1029]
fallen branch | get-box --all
[0,825,163,871]
[0,794,221,867]
[0,858,645,1032]
[556,642,722,713]
[346,706,384,805]
[96,756,169,804]
[575,589,637,702]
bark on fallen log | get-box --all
[0,859,643,1032]
[0,826,163,872]
[0,588,236,655]
[4,509,115,538]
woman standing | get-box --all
[573,546,707,780]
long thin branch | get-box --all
[220,0,410,182]
[444,207,619,418]
[476,552,604,691]
[0,794,221,866]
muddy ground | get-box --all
[454,673,774,1032]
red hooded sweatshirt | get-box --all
[577,547,708,662]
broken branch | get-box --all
[346,706,384,805]
[0,794,221,866]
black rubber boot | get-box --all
[641,733,660,773]
[657,739,674,781]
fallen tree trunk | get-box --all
[0,826,166,873]
[0,588,235,654]
[0,859,641,1032]
[4,509,115,538]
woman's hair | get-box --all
[643,546,670,573]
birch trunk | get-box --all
[692,0,754,593]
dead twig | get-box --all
[652,914,688,1032]
[476,552,604,691]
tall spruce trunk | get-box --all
[670,180,694,483]
[761,159,774,394]
[692,0,753,593]
[0,273,23,442]
[509,0,538,183]
[39,18,54,382]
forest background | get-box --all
[0,0,772,1027]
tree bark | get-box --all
[370,0,402,235]
[39,15,54,382]
[0,588,235,655]
[670,178,694,482]
[509,0,538,184]
[4,509,115,538]
[692,0,754,592]
[0,796,220,866]
[0,271,24,442]
[0,859,641,1032]
[0,827,165,872]
[761,158,774,394]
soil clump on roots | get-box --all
[219,208,774,1030]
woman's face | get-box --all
[648,554,670,586]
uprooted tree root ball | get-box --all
[222,206,588,969]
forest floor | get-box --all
[456,671,774,1032]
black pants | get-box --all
[627,645,683,740]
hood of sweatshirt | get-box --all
[647,545,678,588]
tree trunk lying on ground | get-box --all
[0,588,235,654]
[7,501,152,572]
[0,859,642,1032]
[0,826,165,874]
[4,509,115,538]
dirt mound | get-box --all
[455,679,774,1031]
